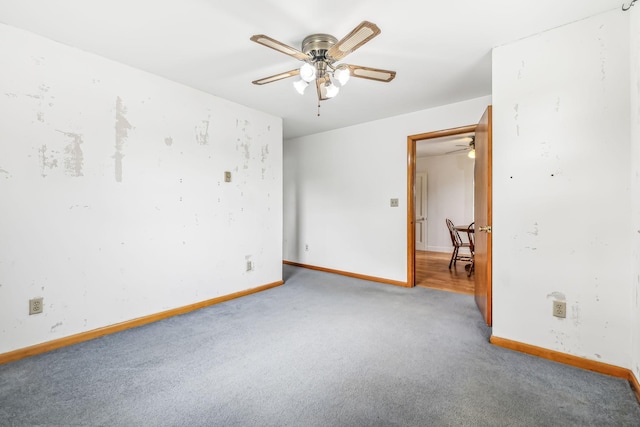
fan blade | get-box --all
[445,148,468,155]
[326,21,381,61]
[315,76,330,101]
[250,35,309,61]
[347,65,396,82]
[252,69,300,85]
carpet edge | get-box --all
[491,335,639,405]
[0,280,284,365]
[283,260,409,287]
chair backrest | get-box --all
[445,218,463,247]
[467,222,475,253]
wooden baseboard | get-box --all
[630,369,640,404]
[0,280,284,366]
[491,335,640,403]
[283,260,409,287]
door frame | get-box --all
[406,125,477,287]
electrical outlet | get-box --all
[552,301,566,318]
[29,297,43,315]
[390,198,399,207]
[305,244,309,251]
[246,260,252,272]
[224,171,232,182]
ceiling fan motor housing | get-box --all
[302,34,337,77]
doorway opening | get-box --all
[406,125,476,292]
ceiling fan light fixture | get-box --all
[299,63,316,82]
[293,79,308,95]
[468,149,476,159]
[324,81,340,98]
[334,64,350,86]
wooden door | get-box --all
[474,106,492,325]
[415,172,428,251]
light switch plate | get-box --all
[390,198,399,207]
[224,171,231,182]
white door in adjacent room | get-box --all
[415,172,428,251]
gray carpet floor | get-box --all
[1,265,639,426]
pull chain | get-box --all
[317,102,321,117]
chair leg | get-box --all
[449,248,457,269]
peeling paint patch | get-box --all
[38,145,58,177]
[57,130,84,177]
[195,116,210,145]
[571,304,581,326]
[164,137,173,146]
[547,291,566,301]
[114,97,132,182]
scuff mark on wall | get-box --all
[50,322,62,332]
[38,144,58,177]
[513,104,519,136]
[261,145,270,179]
[195,116,210,145]
[114,97,132,182]
[528,222,539,236]
[164,137,173,146]
[0,167,9,179]
[571,303,581,326]
[56,130,84,177]
[517,60,525,79]
[598,25,606,82]
[26,84,51,122]
[236,119,252,169]
[555,97,560,112]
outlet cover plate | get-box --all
[29,297,43,315]
[552,301,566,318]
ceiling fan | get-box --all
[446,136,476,158]
[250,21,396,106]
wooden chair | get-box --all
[445,218,472,269]
[466,222,475,276]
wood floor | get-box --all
[415,250,474,295]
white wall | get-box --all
[0,25,282,354]
[492,10,631,368]
[416,154,474,252]
[283,96,490,283]
[630,7,640,382]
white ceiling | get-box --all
[0,0,623,140]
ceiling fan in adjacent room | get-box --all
[250,21,396,109]
[446,136,476,158]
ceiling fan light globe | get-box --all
[325,82,339,98]
[334,65,350,86]
[299,63,316,82]
[293,79,308,95]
